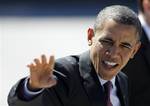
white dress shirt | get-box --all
[98,76,121,106]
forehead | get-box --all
[95,19,138,43]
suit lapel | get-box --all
[79,51,105,106]
[116,74,128,106]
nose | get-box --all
[105,46,120,58]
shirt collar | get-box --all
[98,75,116,88]
[139,14,150,41]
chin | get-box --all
[102,72,116,80]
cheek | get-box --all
[92,42,104,51]
[121,52,133,66]
[91,43,104,59]
[91,43,107,61]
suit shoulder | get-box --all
[118,72,128,82]
[55,55,79,66]
[54,55,80,77]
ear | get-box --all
[130,42,141,59]
[87,28,94,46]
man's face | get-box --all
[88,19,141,80]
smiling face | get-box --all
[88,19,141,80]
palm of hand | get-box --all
[27,55,57,89]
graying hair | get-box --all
[94,5,142,41]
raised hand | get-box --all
[27,55,57,90]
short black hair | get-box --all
[94,5,142,41]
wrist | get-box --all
[27,78,42,92]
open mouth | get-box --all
[102,60,119,69]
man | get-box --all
[8,5,141,106]
[122,0,150,106]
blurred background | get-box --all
[0,0,137,106]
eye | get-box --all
[120,43,132,49]
[99,39,113,46]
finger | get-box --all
[27,63,35,71]
[27,63,34,68]
[49,55,55,69]
[34,58,40,65]
[41,55,47,64]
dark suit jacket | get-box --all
[8,51,128,106]
[122,29,150,106]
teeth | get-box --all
[104,61,117,66]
